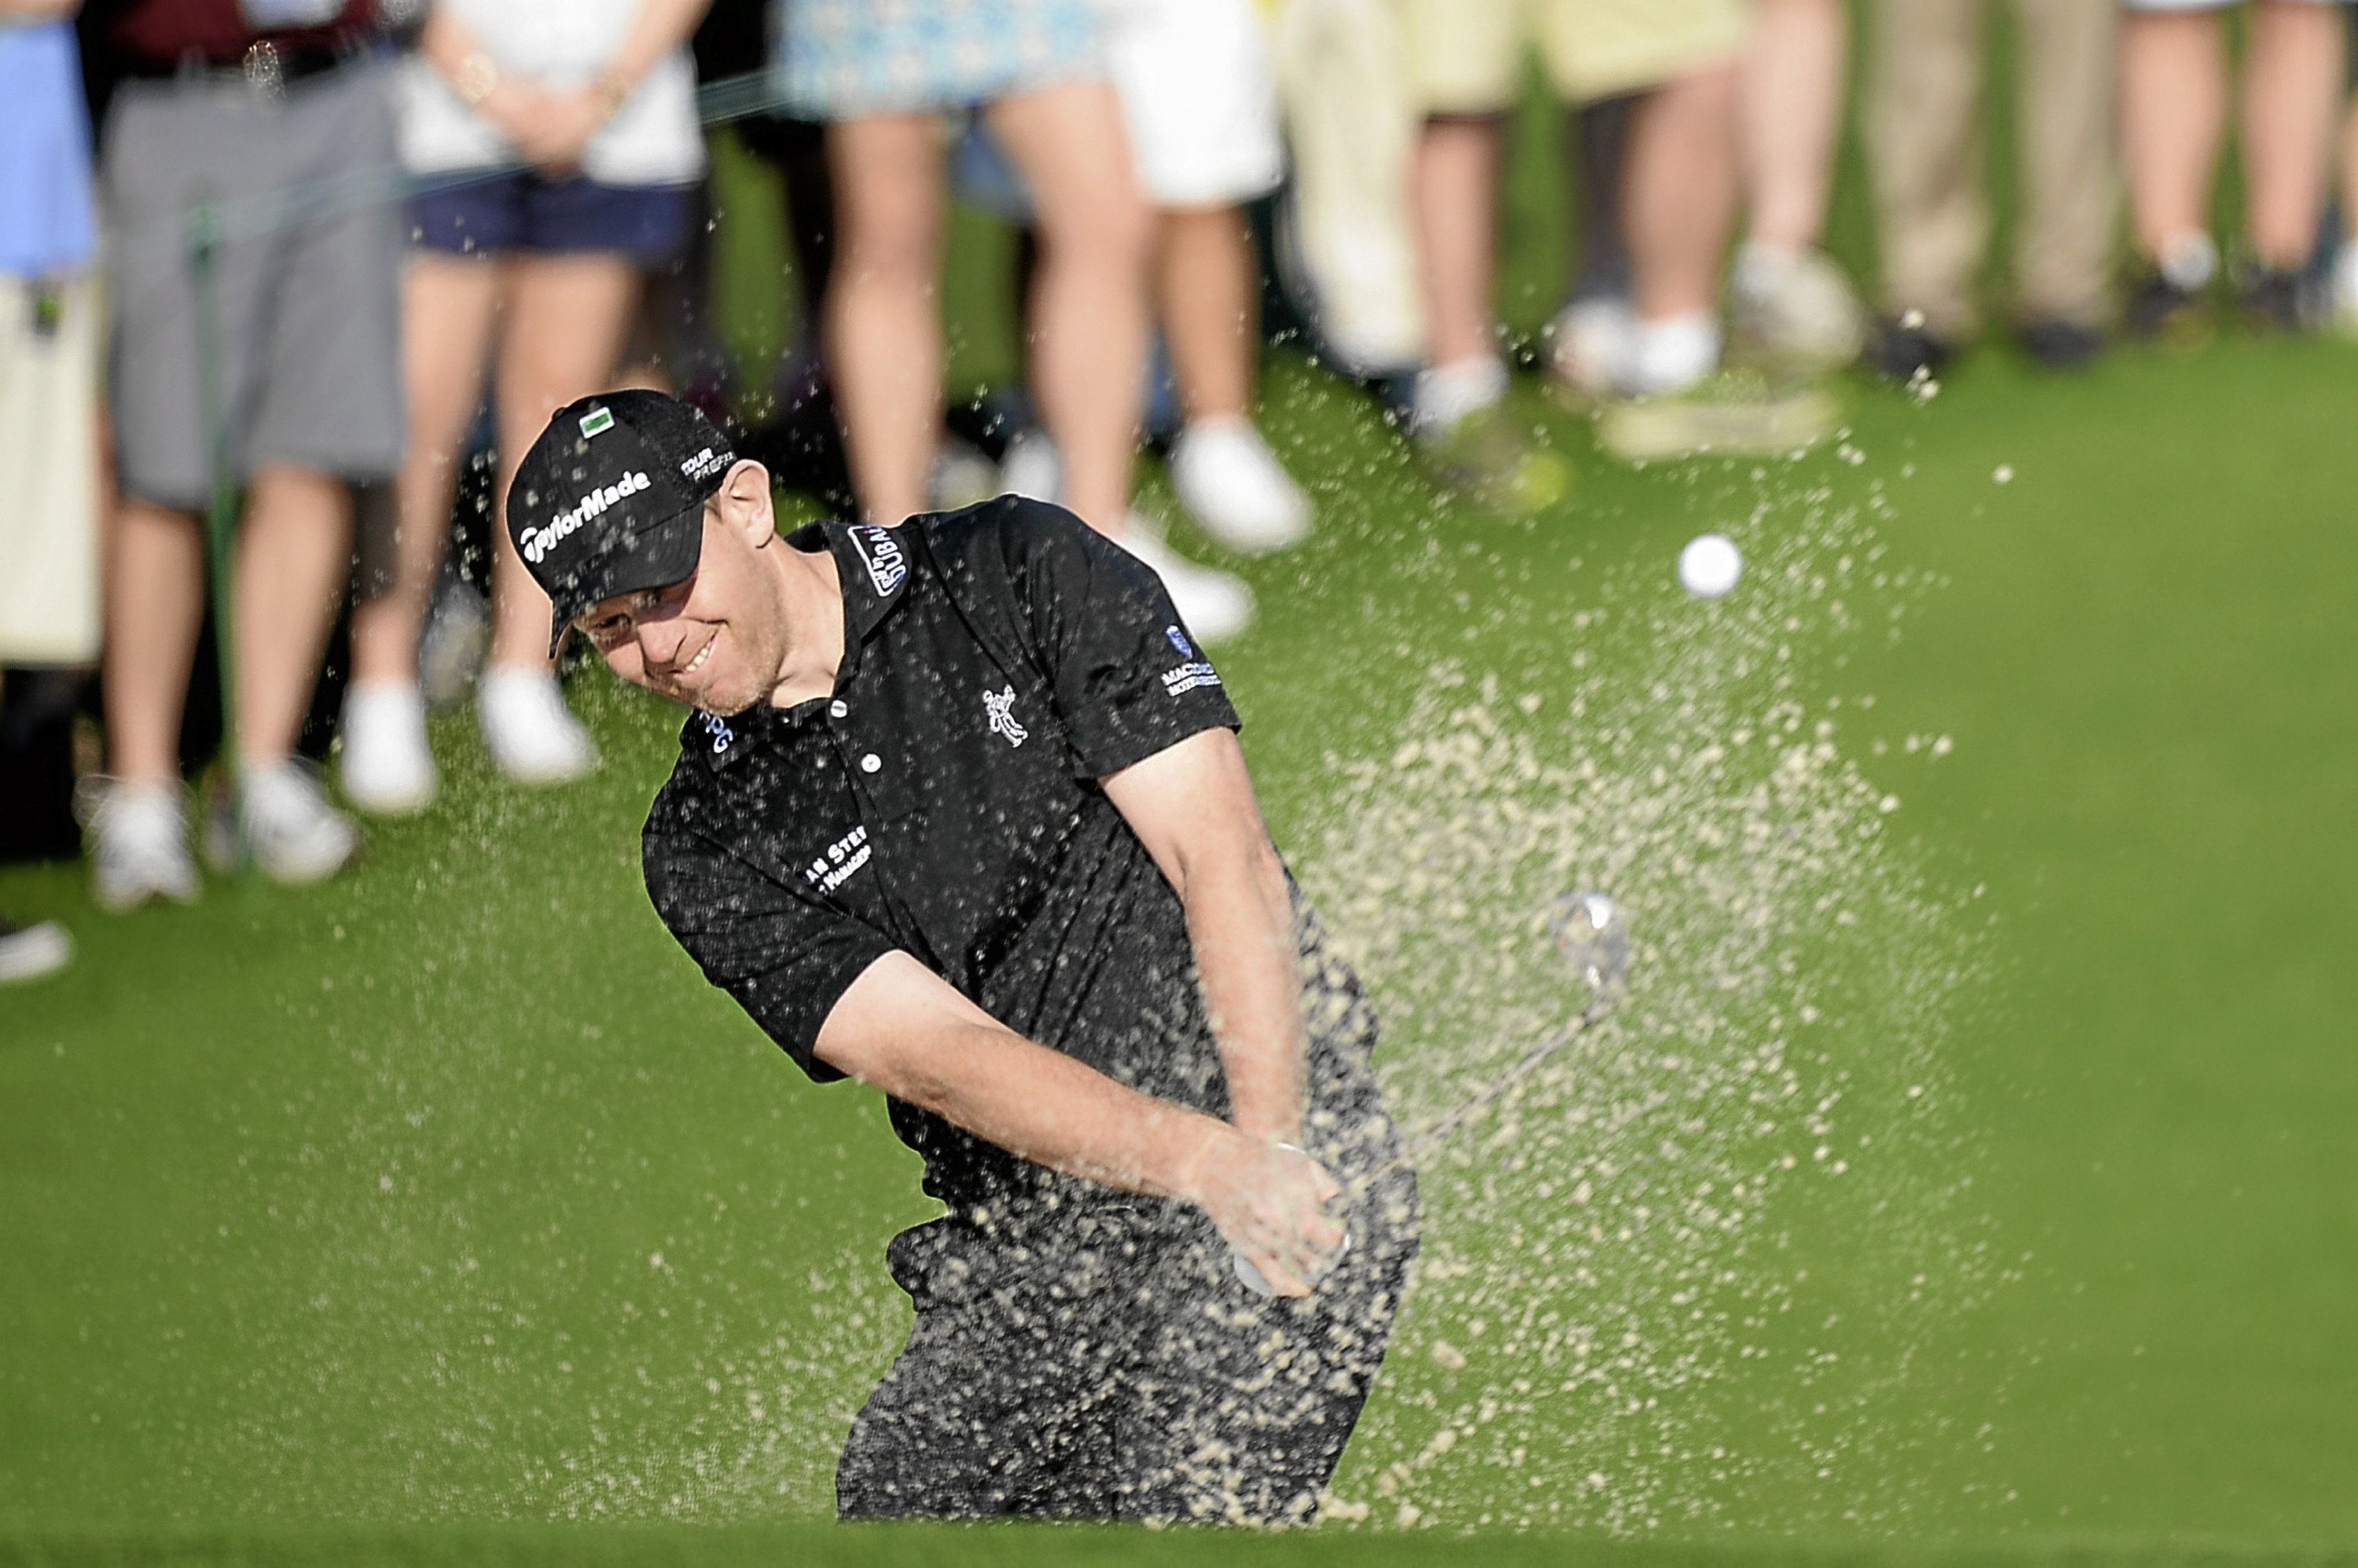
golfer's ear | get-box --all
[715,459,776,546]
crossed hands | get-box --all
[1188,1133,1347,1298]
[481,79,616,177]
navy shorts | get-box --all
[406,173,692,266]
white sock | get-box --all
[2334,242,2358,308]
[1412,354,1508,434]
[2157,231,2218,292]
[1625,312,1721,397]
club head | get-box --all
[1549,889,1629,997]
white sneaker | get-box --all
[1168,417,1311,554]
[928,436,1000,512]
[478,666,597,787]
[1548,296,1638,400]
[207,759,360,887]
[1115,522,1254,644]
[1730,244,1867,373]
[340,681,437,817]
[998,428,1063,505]
[0,917,72,983]
[76,778,198,913]
[418,573,490,713]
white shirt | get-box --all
[398,0,703,186]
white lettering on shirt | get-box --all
[804,824,872,894]
[1160,660,1222,698]
[849,525,908,598]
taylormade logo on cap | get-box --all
[522,471,652,564]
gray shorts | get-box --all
[103,59,404,511]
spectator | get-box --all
[82,0,403,907]
[2117,0,2341,341]
[1401,1,1747,505]
[339,0,710,815]
[1101,0,1312,558]
[777,2,1210,627]
[2,0,97,979]
[1731,0,1866,371]
[1866,0,2117,376]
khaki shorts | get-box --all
[0,270,101,665]
[1391,0,1750,109]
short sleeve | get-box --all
[979,499,1242,777]
[641,824,897,1083]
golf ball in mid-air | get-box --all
[1678,533,1743,598]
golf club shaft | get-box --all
[1352,985,1624,1195]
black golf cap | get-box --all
[507,390,739,654]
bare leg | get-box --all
[2240,0,2343,268]
[488,253,642,671]
[1743,0,1846,253]
[990,79,1155,535]
[1158,205,1256,424]
[232,463,353,766]
[824,113,945,529]
[350,256,500,687]
[1412,116,1502,369]
[102,498,206,787]
[2120,11,2225,262]
[1626,63,1742,322]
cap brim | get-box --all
[545,502,707,655]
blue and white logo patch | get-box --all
[848,525,908,599]
[1165,624,1193,658]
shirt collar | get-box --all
[792,519,913,647]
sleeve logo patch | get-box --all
[982,685,1028,747]
[804,824,871,893]
[1165,624,1193,657]
[578,407,615,439]
[848,525,908,598]
[1160,660,1221,697]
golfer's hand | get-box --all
[1189,1134,1345,1298]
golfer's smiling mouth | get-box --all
[667,629,717,697]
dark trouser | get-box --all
[837,1166,1419,1524]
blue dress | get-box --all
[778,0,1102,119]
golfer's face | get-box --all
[578,513,777,714]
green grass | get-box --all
[8,335,2358,1556]
[11,30,2358,1555]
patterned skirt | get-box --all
[778,0,1103,119]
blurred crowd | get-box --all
[5,0,2357,979]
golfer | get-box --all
[506,390,1418,1523]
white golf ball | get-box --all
[1678,533,1743,599]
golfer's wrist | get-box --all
[1166,1117,1250,1208]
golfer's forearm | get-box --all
[1181,834,1308,1145]
[856,1019,1240,1203]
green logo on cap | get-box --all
[578,407,615,439]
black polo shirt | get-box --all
[641,498,1250,1217]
